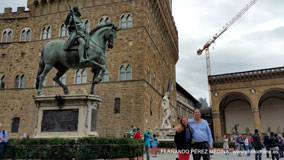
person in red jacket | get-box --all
[134,128,142,139]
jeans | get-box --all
[145,145,150,160]
[192,142,210,160]
[245,145,250,156]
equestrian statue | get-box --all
[36,5,119,96]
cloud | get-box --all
[174,0,284,103]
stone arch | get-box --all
[219,92,253,136]
[259,88,284,134]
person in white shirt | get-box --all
[244,135,250,156]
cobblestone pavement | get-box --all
[144,149,282,160]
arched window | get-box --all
[127,14,132,28]
[75,69,87,84]
[126,65,132,80]
[121,13,132,29]
[61,74,66,85]
[99,18,104,25]
[0,75,5,89]
[75,69,81,84]
[153,74,156,88]
[2,29,13,43]
[103,68,109,82]
[60,24,66,37]
[121,15,127,29]
[47,26,51,39]
[147,69,151,83]
[21,30,26,42]
[105,17,110,23]
[15,75,20,88]
[114,98,120,113]
[7,31,12,42]
[20,28,32,42]
[99,16,110,25]
[2,31,7,42]
[27,30,32,41]
[41,27,47,40]
[26,30,31,41]
[20,75,25,88]
[120,66,126,81]
[81,69,87,83]
[85,20,90,32]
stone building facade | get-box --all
[0,0,178,138]
[176,82,199,119]
[209,67,284,142]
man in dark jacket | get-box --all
[264,133,270,158]
[268,132,280,160]
[252,129,262,160]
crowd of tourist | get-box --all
[232,130,284,160]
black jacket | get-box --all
[252,133,263,150]
[174,126,192,150]
[268,136,279,148]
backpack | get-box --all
[236,137,240,143]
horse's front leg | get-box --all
[90,67,100,95]
[97,66,106,82]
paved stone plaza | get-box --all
[144,149,281,160]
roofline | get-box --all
[209,66,284,85]
[176,82,199,105]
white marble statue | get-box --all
[161,92,171,128]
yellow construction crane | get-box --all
[197,0,258,106]
[197,0,258,76]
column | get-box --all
[212,111,222,142]
[251,102,261,135]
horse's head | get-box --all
[105,23,120,49]
[89,22,120,50]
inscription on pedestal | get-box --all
[41,109,79,132]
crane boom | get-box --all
[197,0,258,56]
[196,0,258,107]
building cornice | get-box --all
[209,66,284,85]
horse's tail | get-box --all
[36,50,45,90]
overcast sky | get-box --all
[1,0,284,103]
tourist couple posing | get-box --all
[174,108,213,160]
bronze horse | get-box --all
[36,23,119,96]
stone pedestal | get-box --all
[33,94,102,138]
[155,128,176,141]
